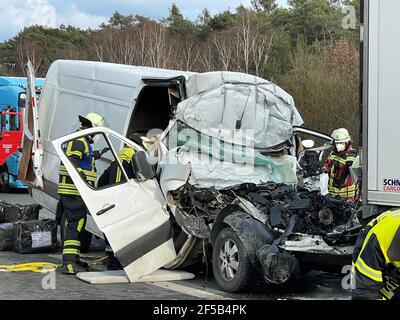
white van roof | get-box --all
[39,60,194,141]
[45,60,194,104]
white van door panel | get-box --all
[52,127,176,282]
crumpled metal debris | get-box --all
[171,182,360,244]
[257,244,301,284]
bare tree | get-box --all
[213,31,235,71]
[235,10,257,74]
[252,32,275,76]
[198,41,215,72]
[16,40,43,75]
[171,38,200,71]
[145,21,172,68]
[92,28,136,65]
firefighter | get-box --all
[324,128,359,201]
[97,135,141,270]
[352,209,400,300]
[58,112,109,274]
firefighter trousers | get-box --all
[60,195,87,263]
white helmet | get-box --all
[79,113,105,128]
[331,128,351,143]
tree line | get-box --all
[0,0,361,143]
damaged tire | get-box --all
[212,227,258,293]
[60,211,92,253]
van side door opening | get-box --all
[128,77,186,137]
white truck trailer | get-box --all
[361,0,400,219]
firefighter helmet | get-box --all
[331,128,351,143]
[79,113,105,128]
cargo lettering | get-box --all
[383,179,400,192]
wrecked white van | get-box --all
[23,60,361,292]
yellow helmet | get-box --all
[79,113,105,128]
[331,128,351,143]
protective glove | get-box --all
[93,147,110,159]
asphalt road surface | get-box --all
[0,190,352,300]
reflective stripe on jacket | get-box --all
[324,146,358,201]
[352,210,400,299]
[58,136,96,196]
[97,146,136,188]
[115,146,135,183]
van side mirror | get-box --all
[132,151,155,181]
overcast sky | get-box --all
[0,0,288,42]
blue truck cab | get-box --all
[0,76,45,191]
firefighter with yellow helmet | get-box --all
[324,128,359,201]
[58,112,109,274]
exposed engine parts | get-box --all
[169,182,362,286]
[171,182,361,245]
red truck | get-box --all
[0,111,23,190]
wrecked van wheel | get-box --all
[212,227,258,293]
[60,211,92,253]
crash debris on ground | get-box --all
[0,200,56,254]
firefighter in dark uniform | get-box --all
[58,112,109,274]
[352,209,400,300]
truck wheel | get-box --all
[0,166,10,192]
[60,211,92,253]
[212,227,258,293]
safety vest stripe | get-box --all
[59,167,70,175]
[60,169,95,179]
[116,167,122,183]
[58,189,80,196]
[65,141,75,156]
[76,137,89,153]
[355,258,383,282]
[380,287,394,300]
[58,183,79,190]
[62,249,80,255]
[328,188,357,196]
[71,137,89,153]
[328,186,357,193]
[330,156,347,165]
[64,240,81,247]
[118,156,132,162]
[329,184,357,190]
[76,167,96,177]
[328,190,357,197]
[66,151,83,158]
[77,218,85,233]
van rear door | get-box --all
[52,127,176,282]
